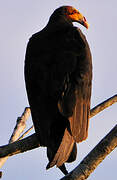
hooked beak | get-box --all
[67,11,89,29]
[78,16,89,29]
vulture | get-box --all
[25,6,92,175]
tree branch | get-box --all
[0,94,117,178]
[9,107,31,143]
[0,133,40,157]
[60,124,117,180]
[1,94,116,158]
[0,107,31,169]
[90,94,117,118]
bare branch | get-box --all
[9,107,31,143]
[0,107,30,168]
[90,94,117,118]
[0,133,40,157]
[60,125,117,180]
[0,95,117,178]
[0,95,116,158]
[1,94,116,158]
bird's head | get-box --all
[49,6,89,29]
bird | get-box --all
[24,6,92,175]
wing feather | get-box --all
[57,28,92,143]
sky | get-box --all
[0,0,117,179]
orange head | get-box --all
[63,6,89,29]
[50,6,89,29]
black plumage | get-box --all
[24,6,92,174]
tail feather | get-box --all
[46,128,75,169]
[67,142,77,163]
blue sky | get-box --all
[0,0,117,179]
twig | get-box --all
[60,124,117,180]
[18,125,33,141]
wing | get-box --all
[57,28,92,142]
[69,77,91,142]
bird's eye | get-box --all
[69,11,75,15]
[69,10,77,15]
[73,10,77,14]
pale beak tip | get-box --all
[84,21,90,29]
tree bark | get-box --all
[90,94,117,118]
[60,125,117,180]
[0,133,40,158]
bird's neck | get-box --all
[47,16,73,31]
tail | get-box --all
[46,127,77,172]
